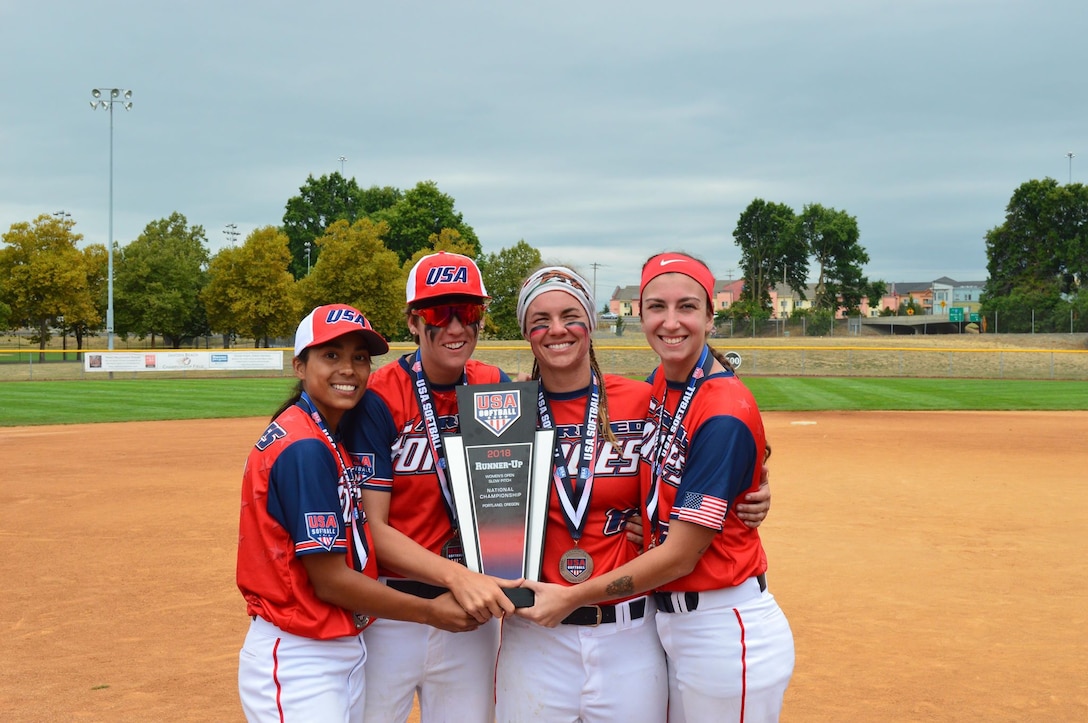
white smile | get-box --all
[545,341,574,351]
[444,341,467,351]
[660,336,686,346]
[332,384,357,392]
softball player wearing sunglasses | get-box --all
[341,251,518,723]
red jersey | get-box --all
[539,375,650,603]
[643,365,768,593]
[237,403,378,639]
[342,355,506,577]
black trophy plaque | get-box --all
[446,381,553,608]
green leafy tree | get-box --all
[54,243,107,355]
[359,185,403,215]
[984,178,1088,302]
[375,181,481,263]
[897,295,926,316]
[983,284,1062,333]
[0,214,93,358]
[283,172,369,278]
[203,226,299,347]
[74,244,108,350]
[476,240,543,339]
[295,218,404,340]
[798,203,874,313]
[114,212,210,348]
[733,199,800,309]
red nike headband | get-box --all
[639,253,715,304]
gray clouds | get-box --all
[2,0,1084,296]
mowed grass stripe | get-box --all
[1,377,1087,427]
[744,377,1088,410]
[0,378,295,426]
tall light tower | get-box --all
[1068,152,1075,184]
[338,155,347,175]
[224,223,239,247]
[89,88,133,351]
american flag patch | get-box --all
[676,492,728,529]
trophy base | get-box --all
[504,587,535,608]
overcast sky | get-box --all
[2,1,1085,302]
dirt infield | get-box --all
[2,412,1086,722]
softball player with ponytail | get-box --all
[236,304,478,722]
[519,254,794,722]
[495,266,668,722]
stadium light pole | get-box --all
[1068,152,1075,184]
[304,240,312,273]
[89,87,133,351]
[338,155,347,175]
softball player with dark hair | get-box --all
[518,254,795,721]
[340,252,518,723]
[236,304,478,722]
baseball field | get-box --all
[2,409,1085,721]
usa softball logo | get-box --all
[350,452,375,481]
[473,390,521,436]
[564,555,588,578]
[305,512,338,551]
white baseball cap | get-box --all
[293,304,389,357]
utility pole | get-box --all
[590,262,603,311]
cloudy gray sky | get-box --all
[2,0,1084,302]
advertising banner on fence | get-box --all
[83,350,284,373]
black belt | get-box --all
[562,598,647,626]
[386,579,449,599]
[653,574,767,614]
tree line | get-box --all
[3,174,1085,352]
[0,177,545,351]
[725,199,887,326]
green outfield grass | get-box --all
[2,376,1087,427]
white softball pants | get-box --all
[238,616,366,722]
[655,577,795,723]
[496,598,668,722]
[361,616,500,723]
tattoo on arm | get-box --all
[605,575,634,597]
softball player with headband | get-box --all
[495,265,668,721]
[339,252,518,723]
[518,253,794,722]
[236,304,478,722]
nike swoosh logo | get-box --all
[659,258,684,266]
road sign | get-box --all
[970,313,980,323]
[949,307,964,322]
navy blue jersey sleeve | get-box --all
[340,389,396,491]
[267,438,347,555]
[498,369,512,382]
[671,415,758,527]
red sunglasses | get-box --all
[412,303,485,327]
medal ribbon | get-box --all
[645,345,715,544]
[298,391,370,567]
[408,350,464,528]
[537,374,600,543]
